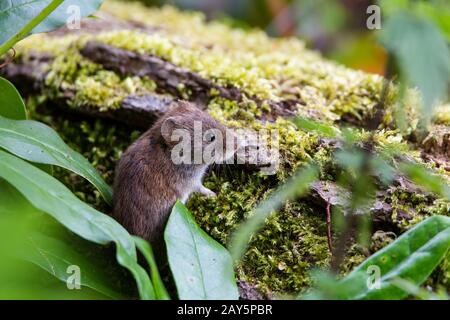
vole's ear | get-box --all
[161,117,179,143]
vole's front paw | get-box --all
[198,186,216,197]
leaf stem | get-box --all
[0,0,65,57]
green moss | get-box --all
[386,187,449,232]
[433,104,450,125]
[43,48,158,111]
[381,88,450,137]
[186,171,330,294]
[16,0,388,123]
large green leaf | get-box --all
[305,215,450,300]
[0,179,37,254]
[0,116,112,204]
[0,77,27,120]
[0,0,103,45]
[164,202,239,300]
[379,11,450,116]
[23,232,127,300]
[0,179,123,299]
[0,150,155,300]
[134,237,170,300]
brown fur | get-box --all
[112,101,236,249]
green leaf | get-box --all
[0,116,112,204]
[399,162,450,200]
[229,165,318,260]
[0,150,155,300]
[369,157,395,186]
[0,179,38,253]
[164,201,239,300]
[0,77,27,120]
[23,232,126,300]
[0,0,103,45]
[293,118,339,138]
[379,11,450,116]
[0,80,52,174]
[378,0,409,16]
[335,149,365,171]
[134,237,170,300]
[0,179,129,299]
[305,215,450,300]
[414,1,450,42]
[390,278,449,300]
[380,0,450,42]
[115,245,155,300]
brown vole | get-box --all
[112,101,238,249]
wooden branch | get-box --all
[80,41,242,107]
[79,41,301,119]
[0,51,51,94]
[2,37,300,129]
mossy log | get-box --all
[1,0,449,297]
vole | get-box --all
[112,101,238,249]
